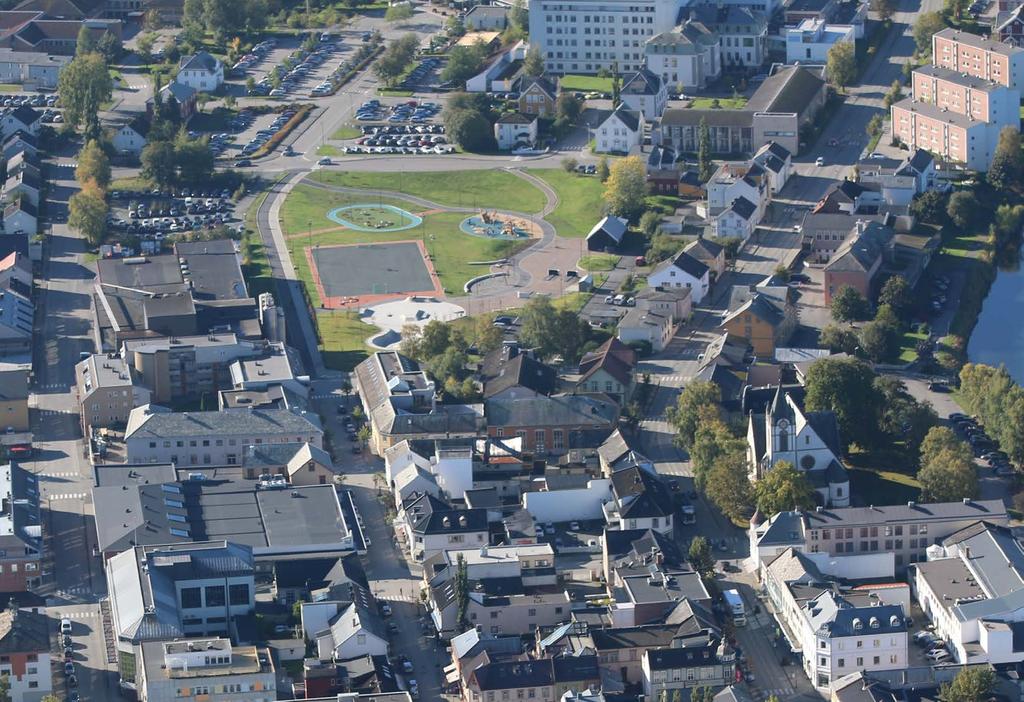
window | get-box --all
[205,585,226,607]
[180,587,202,609]
[856,657,863,666]
[229,583,250,606]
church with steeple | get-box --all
[744,384,850,507]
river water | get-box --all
[967,257,1024,383]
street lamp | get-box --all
[308,220,312,253]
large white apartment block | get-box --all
[528,0,685,75]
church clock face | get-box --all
[777,419,790,431]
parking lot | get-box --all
[106,189,240,249]
[235,35,363,101]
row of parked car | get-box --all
[60,617,80,700]
[3,93,58,108]
[312,41,380,97]
[239,109,299,157]
[950,412,1014,475]
[250,40,341,98]
[355,99,441,124]
[395,56,442,91]
[231,38,277,75]
[913,628,950,662]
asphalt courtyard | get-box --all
[307,240,442,307]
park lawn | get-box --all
[688,97,747,109]
[0,84,21,93]
[317,311,376,371]
[110,175,156,191]
[897,330,927,364]
[578,254,619,271]
[331,126,362,140]
[526,169,605,238]
[379,88,414,97]
[281,187,527,296]
[317,144,343,156]
[846,447,921,504]
[311,170,547,214]
[560,75,614,93]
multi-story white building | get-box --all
[763,548,909,694]
[137,638,276,702]
[528,0,684,74]
[785,18,855,63]
[645,22,721,90]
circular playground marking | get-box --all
[460,213,538,240]
[326,204,422,232]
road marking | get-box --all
[41,472,79,478]
[46,492,87,501]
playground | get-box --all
[326,204,422,232]
[307,240,443,309]
[460,212,540,240]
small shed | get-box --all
[578,274,594,292]
[586,215,628,252]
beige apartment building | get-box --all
[75,354,150,435]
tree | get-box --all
[455,553,469,626]
[68,182,107,246]
[561,157,578,173]
[384,2,413,21]
[76,139,111,190]
[669,381,721,450]
[690,412,746,489]
[819,323,859,353]
[878,275,911,317]
[444,107,493,152]
[473,317,504,354]
[523,46,545,77]
[441,42,488,86]
[136,32,156,63]
[697,117,712,182]
[920,426,973,468]
[705,449,753,523]
[910,189,949,225]
[141,139,177,187]
[596,156,610,183]
[826,41,856,91]
[639,210,661,238]
[859,318,898,361]
[866,113,883,138]
[518,296,589,361]
[940,667,996,702]
[688,536,715,578]
[830,285,870,322]
[871,0,895,21]
[875,376,937,453]
[755,461,816,514]
[988,126,1024,192]
[602,156,647,219]
[143,8,163,30]
[947,190,979,230]
[57,52,113,134]
[556,92,582,125]
[356,425,372,447]
[914,12,946,57]
[804,357,882,450]
[883,79,903,108]
[76,25,97,56]
[919,446,978,501]
[98,31,120,61]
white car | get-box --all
[815,156,825,166]
[926,647,950,661]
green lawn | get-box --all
[526,169,605,238]
[898,330,927,364]
[379,88,414,97]
[560,75,614,93]
[311,170,547,214]
[578,254,619,271]
[281,184,528,297]
[847,448,921,504]
[331,126,362,140]
[687,97,747,109]
[317,144,343,156]
[0,84,21,93]
[318,311,377,371]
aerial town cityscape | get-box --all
[1,0,1024,699]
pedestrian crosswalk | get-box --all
[46,492,87,501]
[41,472,79,479]
[37,409,64,417]
[752,688,795,701]
[37,384,67,391]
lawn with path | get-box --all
[280,184,528,299]
[560,75,614,93]
[687,97,747,109]
[309,170,547,214]
[527,169,606,238]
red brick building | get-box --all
[484,394,618,455]
[932,28,1024,90]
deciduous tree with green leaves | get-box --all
[705,448,753,523]
[804,357,882,450]
[68,181,107,247]
[667,380,721,450]
[697,117,712,182]
[988,126,1024,192]
[830,285,870,322]
[940,665,996,702]
[523,46,545,76]
[76,139,111,190]
[914,12,946,57]
[688,536,715,577]
[947,190,979,230]
[57,52,113,135]
[754,461,816,514]
[826,41,856,91]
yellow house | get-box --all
[720,294,788,357]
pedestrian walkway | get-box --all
[36,383,68,391]
[40,471,80,479]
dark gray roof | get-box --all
[604,528,684,568]
[685,237,724,261]
[663,250,709,279]
[825,222,892,273]
[721,293,785,327]
[622,68,662,96]
[7,105,39,128]
[745,65,825,114]
[404,493,488,535]
[587,215,628,244]
[662,108,753,128]
[480,348,558,398]
[729,196,757,221]
[179,50,221,73]
[485,394,618,429]
[126,406,322,441]
[607,105,641,132]
[611,465,674,518]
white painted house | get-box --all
[177,51,224,92]
[647,250,710,303]
[494,112,537,151]
[314,603,389,661]
[752,141,792,194]
[595,106,644,154]
[713,196,759,240]
[619,68,668,119]
[112,118,149,156]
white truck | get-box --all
[724,588,746,627]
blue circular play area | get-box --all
[460,213,534,240]
[326,204,422,231]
